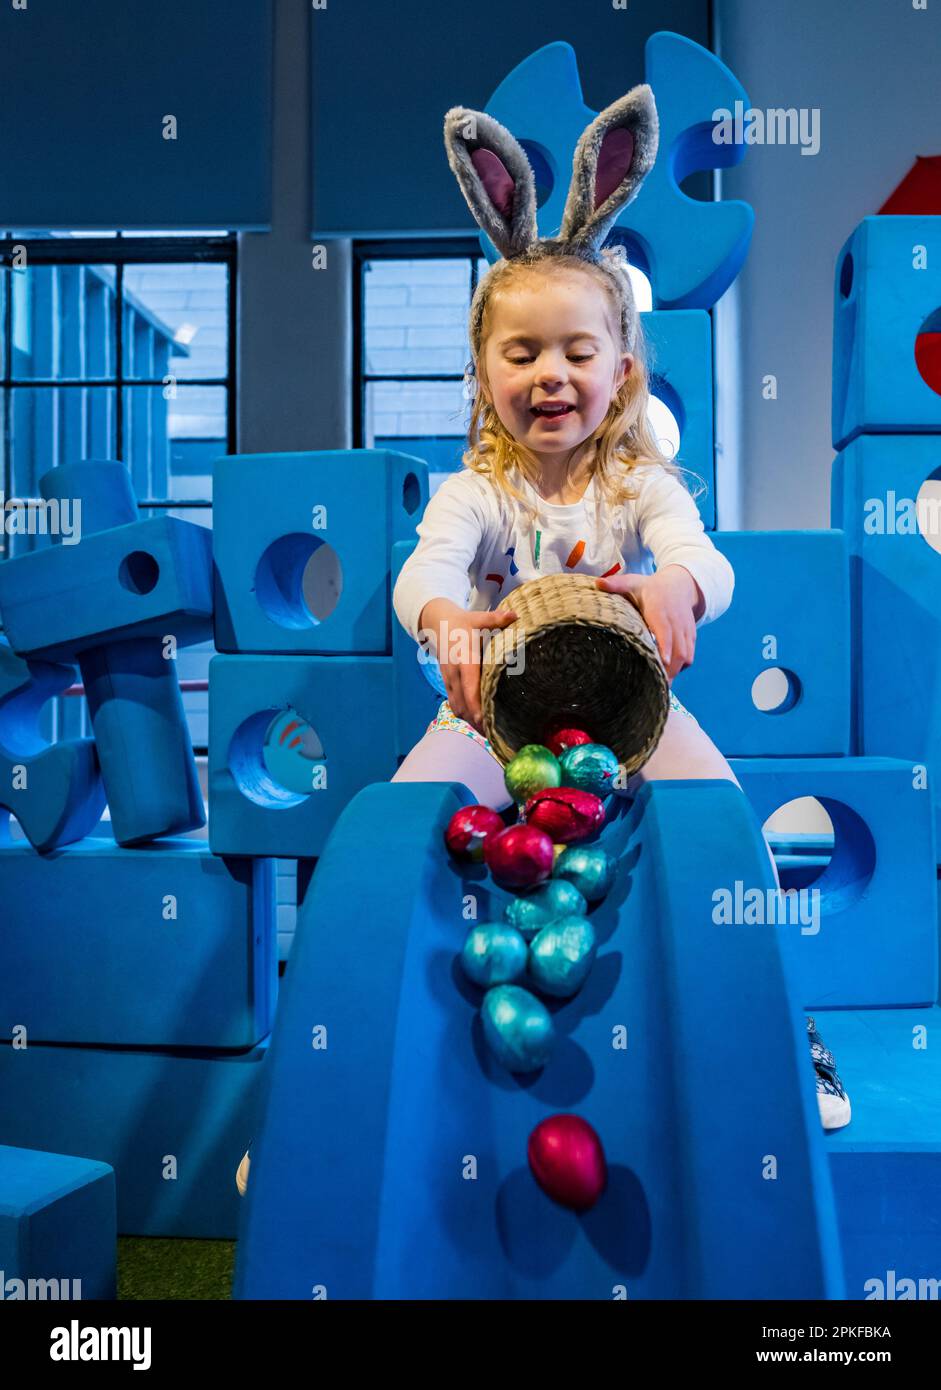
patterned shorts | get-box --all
[426,690,697,760]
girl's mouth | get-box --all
[531,403,576,418]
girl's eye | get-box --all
[507,354,595,365]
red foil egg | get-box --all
[523,786,606,843]
[528,1114,607,1212]
[544,727,594,759]
[484,824,554,890]
[444,805,506,862]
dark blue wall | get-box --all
[0,0,272,230]
[310,0,711,237]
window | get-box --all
[354,239,676,494]
[0,229,236,763]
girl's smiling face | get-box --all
[479,270,633,466]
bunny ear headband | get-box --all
[443,85,659,353]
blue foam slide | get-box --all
[0,839,277,1048]
[0,1039,269,1238]
[234,778,844,1299]
[0,1144,116,1300]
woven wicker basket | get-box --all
[480,572,670,772]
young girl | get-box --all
[391,87,851,1134]
[235,84,847,1199]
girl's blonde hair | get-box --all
[460,250,706,526]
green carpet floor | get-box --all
[117,1237,236,1300]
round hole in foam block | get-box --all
[228,706,326,808]
[117,550,160,595]
[255,534,343,629]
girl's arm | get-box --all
[628,464,735,627]
[392,473,490,646]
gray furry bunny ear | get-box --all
[558,84,659,253]
[443,106,538,260]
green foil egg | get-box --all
[504,745,562,804]
[558,743,621,798]
[503,879,589,940]
[528,915,597,998]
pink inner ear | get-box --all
[470,148,516,219]
[594,127,635,208]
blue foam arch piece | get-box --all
[234,779,844,1299]
[0,636,105,852]
[831,434,941,846]
[730,756,937,1009]
[0,1144,116,1299]
[0,1039,269,1238]
[832,216,941,451]
[0,838,276,1048]
[673,530,851,755]
[212,450,429,655]
[480,36,754,310]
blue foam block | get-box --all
[673,530,851,755]
[0,1038,268,1238]
[730,757,937,1008]
[0,838,276,1048]
[0,513,213,662]
[235,779,844,1300]
[209,654,398,857]
[813,1007,941,1298]
[832,435,941,844]
[391,540,446,760]
[0,1144,116,1300]
[213,450,429,655]
[481,35,753,310]
[833,216,941,450]
[0,461,209,845]
[642,310,715,529]
[0,637,105,852]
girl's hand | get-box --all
[421,601,519,733]
[595,566,701,683]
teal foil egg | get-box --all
[528,916,597,998]
[460,923,528,988]
[480,984,555,1073]
[559,743,621,798]
[503,879,588,940]
[553,844,616,902]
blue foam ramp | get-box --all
[0,637,105,852]
[642,310,715,529]
[0,1144,116,1300]
[234,779,844,1299]
[731,757,937,1008]
[833,216,941,450]
[0,838,276,1048]
[209,654,398,857]
[812,1007,941,1298]
[480,36,753,310]
[213,450,428,655]
[832,435,941,844]
[673,531,851,755]
[0,1038,269,1238]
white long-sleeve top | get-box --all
[393,463,735,645]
